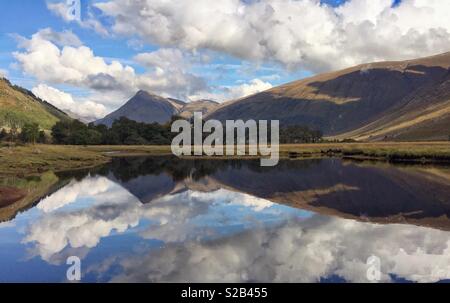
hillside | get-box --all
[208,52,450,141]
[0,77,71,130]
[179,100,219,119]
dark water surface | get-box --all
[1,157,450,283]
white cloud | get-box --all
[14,31,137,92]
[95,0,450,72]
[14,31,209,111]
[190,78,273,102]
[225,79,273,100]
[46,1,109,36]
[0,68,7,78]
[32,84,107,121]
[134,48,207,99]
[34,27,82,47]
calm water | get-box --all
[1,157,450,283]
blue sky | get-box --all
[0,0,448,121]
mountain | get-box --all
[96,90,181,126]
[95,91,219,126]
[178,99,219,119]
[208,52,450,141]
[0,77,71,131]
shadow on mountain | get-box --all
[209,62,450,136]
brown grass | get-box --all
[1,142,449,177]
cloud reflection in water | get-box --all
[21,173,450,283]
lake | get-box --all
[1,157,450,283]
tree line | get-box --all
[51,117,174,145]
[1,116,324,145]
[0,122,47,144]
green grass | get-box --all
[0,78,71,131]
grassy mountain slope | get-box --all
[208,52,450,141]
[0,78,71,130]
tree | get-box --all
[20,123,40,144]
[279,125,323,144]
[38,131,47,144]
[51,117,174,146]
[52,121,72,144]
[0,128,7,141]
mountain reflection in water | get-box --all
[0,157,449,283]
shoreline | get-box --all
[1,142,450,177]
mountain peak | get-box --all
[135,90,157,98]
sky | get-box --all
[0,0,449,121]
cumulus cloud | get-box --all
[14,30,137,92]
[32,84,107,121]
[0,68,7,78]
[108,216,450,283]
[134,48,207,98]
[46,1,109,36]
[95,0,450,72]
[189,78,273,102]
[13,31,211,111]
[34,27,82,47]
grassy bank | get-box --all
[1,142,450,177]
[279,142,450,162]
[86,142,450,162]
[0,144,110,177]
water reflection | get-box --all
[105,157,450,230]
[0,157,449,282]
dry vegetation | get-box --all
[0,144,110,177]
[1,142,450,177]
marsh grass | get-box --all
[0,144,110,177]
[1,142,450,177]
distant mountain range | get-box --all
[95,90,219,126]
[94,52,450,141]
[2,51,449,141]
[0,77,71,131]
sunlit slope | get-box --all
[208,52,450,141]
[0,78,71,130]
